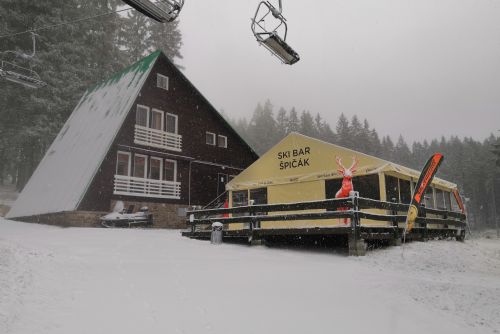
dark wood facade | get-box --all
[77,52,258,225]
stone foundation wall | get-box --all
[11,202,189,229]
[110,200,189,229]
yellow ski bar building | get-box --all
[225,133,463,230]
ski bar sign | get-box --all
[278,146,311,170]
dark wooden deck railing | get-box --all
[187,194,466,228]
[185,193,467,246]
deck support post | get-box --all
[390,206,401,246]
[348,192,366,256]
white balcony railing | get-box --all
[113,175,181,199]
[134,124,182,152]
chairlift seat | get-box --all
[251,1,300,65]
[0,61,46,89]
[122,0,183,23]
[261,33,300,65]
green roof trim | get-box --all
[87,51,161,94]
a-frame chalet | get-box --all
[7,51,258,227]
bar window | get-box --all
[424,187,435,209]
[353,174,380,200]
[206,132,216,145]
[232,190,248,207]
[435,188,445,210]
[149,157,162,180]
[164,159,177,182]
[250,188,267,205]
[116,151,131,176]
[218,135,227,148]
[444,191,452,210]
[399,179,412,204]
[133,154,147,178]
[136,105,149,127]
[385,175,399,202]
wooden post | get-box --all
[390,200,402,246]
[348,192,366,256]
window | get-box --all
[133,154,147,178]
[325,174,380,200]
[232,190,248,207]
[435,188,445,210]
[206,132,216,145]
[424,187,435,209]
[166,113,178,134]
[451,192,461,212]
[136,105,149,127]
[218,135,227,148]
[354,174,380,200]
[116,151,131,176]
[164,159,177,182]
[250,188,267,205]
[385,175,399,202]
[151,109,164,131]
[399,179,412,204]
[149,157,162,180]
[157,74,169,90]
[444,191,452,210]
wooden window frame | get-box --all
[149,156,163,180]
[164,159,177,182]
[218,135,227,148]
[136,104,150,127]
[116,151,131,176]
[133,153,148,179]
[157,73,169,90]
[151,108,165,131]
[166,112,178,134]
[206,131,216,146]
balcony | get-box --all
[113,175,181,199]
[134,124,182,152]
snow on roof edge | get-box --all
[74,53,160,210]
[7,51,160,218]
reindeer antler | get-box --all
[349,156,359,173]
[335,156,345,175]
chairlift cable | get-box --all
[0,7,134,40]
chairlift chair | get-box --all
[0,32,47,89]
[0,60,46,89]
[251,0,300,65]
[122,0,184,23]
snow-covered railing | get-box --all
[113,175,181,199]
[134,124,182,152]
[185,193,468,252]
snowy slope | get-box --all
[6,52,160,219]
[0,218,499,334]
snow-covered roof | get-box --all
[7,51,160,218]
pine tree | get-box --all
[395,135,412,166]
[288,107,299,133]
[276,107,288,139]
[300,111,317,138]
[247,100,278,155]
[335,113,350,148]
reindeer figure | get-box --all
[335,156,358,224]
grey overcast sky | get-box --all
[177,0,500,143]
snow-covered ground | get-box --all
[1,219,499,334]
